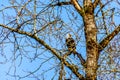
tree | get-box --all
[0,0,120,80]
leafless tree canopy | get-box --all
[0,0,120,80]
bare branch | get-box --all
[71,0,82,14]
[59,58,64,80]
[36,19,59,34]
[0,6,18,12]
[63,51,86,67]
[99,1,108,34]
[99,25,120,52]
[76,52,86,67]
[93,0,100,8]
[0,24,61,59]
[95,0,112,16]
[63,59,85,79]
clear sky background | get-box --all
[0,0,120,80]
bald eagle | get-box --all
[65,33,76,55]
[65,34,86,65]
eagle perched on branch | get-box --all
[65,33,76,55]
[65,33,86,65]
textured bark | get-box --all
[83,14,98,80]
[71,0,99,79]
[83,1,98,80]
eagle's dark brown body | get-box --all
[66,34,86,65]
[66,34,76,55]
[66,37,76,53]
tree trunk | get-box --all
[71,0,99,79]
[83,13,98,80]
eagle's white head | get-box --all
[66,33,72,39]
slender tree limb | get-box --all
[36,19,59,33]
[99,25,120,52]
[63,51,72,59]
[71,0,83,14]
[63,59,85,80]
[0,24,61,58]
[75,51,86,67]
[0,24,85,79]
[63,50,86,67]
[93,0,100,8]
[59,57,65,80]
[95,0,112,16]
[99,1,108,34]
